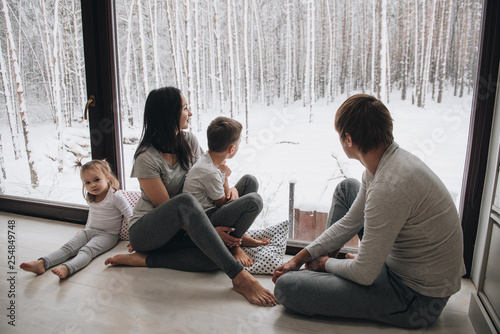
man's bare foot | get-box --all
[241,234,270,247]
[230,247,253,267]
[305,255,329,272]
[104,252,147,267]
[232,270,277,306]
[51,265,70,279]
[20,260,46,275]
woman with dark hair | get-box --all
[105,87,277,306]
[273,94,465,328]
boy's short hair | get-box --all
[207,116,243,152]
[335,94,394,154]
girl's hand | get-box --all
[127,243,134,253]
[215,226,241,247]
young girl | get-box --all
[20,160,132,279]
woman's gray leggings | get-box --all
[129,193,244,279]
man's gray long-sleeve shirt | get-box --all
[305,142,466,298]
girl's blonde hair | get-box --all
[75,159,120,202]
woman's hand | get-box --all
[215,226,242,247]
[127,243,134,253]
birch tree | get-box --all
[2,0,39,187]
[0,35,21,159]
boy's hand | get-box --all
[227,187,239,202]
[220,161,232,177]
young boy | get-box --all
[183,116,269,267]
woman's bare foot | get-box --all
[104,252,147,267]
[241,234,270,247]
[232,270,277,306]
[51,265,70,279]
[230,247,253,267]
[305,255,329,272]
[20,260,46,275]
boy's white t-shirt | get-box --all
[86,189,133,235]
[183,152,225,211]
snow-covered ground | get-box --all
[1,91,471,230]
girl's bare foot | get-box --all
[241,234,270,247]
[230,247,253,267]
[104,252,147,267]
[20,260,46,275]
[232,270,277,306]
[51,265,70,279]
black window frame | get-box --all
[0,0,499,276]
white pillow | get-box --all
[242,220,289,275]
[118,190,141,241]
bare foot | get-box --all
[241,234,270,247]
[51,265,70,279]
[20,260,46,275]
[232,270,277,306]
[305,255,329,272]
[230,247,254,267]
[345,253,358,259]
[104,252,147,267]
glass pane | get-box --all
[0,1,88,205]
[116,1,483,244]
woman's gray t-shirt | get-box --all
[129,132,202,227]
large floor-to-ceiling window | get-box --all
[1,0,498,274]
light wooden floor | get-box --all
[1,212,477,334]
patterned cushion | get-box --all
[118,190,141,241]
[242,220,289,275]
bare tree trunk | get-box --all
[438,0,453,103]
[71,0,86,120]
[251,0,265,106]
[148,0,161,89]
[137,0,149,98]
[226,0,235,117]
[208,1,218,110]
[185,0,198,129]
[124,0,136,128]
[214,0,224,114]
[166,0,181,89]
[380,0,388,103]
[0,34,21,159]
[401,0,410,101]
[2,0,39,187]
[51,0,64,172]
[194,0,202,130]
[232,1,242,114]
[243,0,250,142]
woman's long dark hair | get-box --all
[134,87,194,170]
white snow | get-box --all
[1,90,471,230]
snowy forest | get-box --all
[0,0,483,211]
